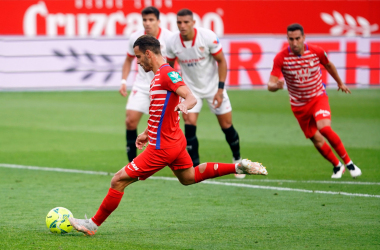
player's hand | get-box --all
[213,90,224,108]
[119,84,128,97]
[136,132,148,150]
[337,83,351,94]
[175,103,188,114]
[277,80,285,89]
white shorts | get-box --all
[126,88,150,114]
[188,90,232,115]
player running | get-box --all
[267,23,361,179]
[69,35,268,236]
[166,9,245,178]
[119,6,173,162]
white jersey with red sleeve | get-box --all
[126,28,173,94]
[148,64,186,149]
[166,27,222,98]
[271,44,329,106]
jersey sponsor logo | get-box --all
[167,71,182,83]
[213,37,220,44]
[315,109,330,117]
[296,68,311,83]
[127,160,139,172]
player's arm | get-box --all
[212,51,227,108]
[119,55,135,97]
[323,61,351,94]
[174,85,197,114]
[136,127,149,150]
[268,54,284,92]
[267,75,284,92]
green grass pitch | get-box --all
[0,89,379,249]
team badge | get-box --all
[167,71,182,83]
[310,61,314,67]
[199,46,205,53]
[296,68,310,83]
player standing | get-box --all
[69,35,268,235]
[268,23,361,179]
[119,6,172,162]
[166,9,245,178]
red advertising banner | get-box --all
[0,0,379,37]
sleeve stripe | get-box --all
[211,48,222,56]
[167,57,177,61]
[127,53,135,58]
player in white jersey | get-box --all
[167,9,244,178]
[119,6,173,162]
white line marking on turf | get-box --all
[220,179,380,185]
[1,163,379,198]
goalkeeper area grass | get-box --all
[0,89,379,249]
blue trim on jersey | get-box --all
[156,91,172,149]
[160,64,170,70]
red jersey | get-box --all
[148,63,186,149]
[271,44,329,106]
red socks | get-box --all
[194,162,236,183]
[92,188,124,226]
[316,142,340,167]
[320,126,351,164]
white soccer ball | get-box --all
[46,207,73,234]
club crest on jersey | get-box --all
[296,68,310,83]
[199,46,205,53]
[168,71,182,83]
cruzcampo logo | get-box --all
[168,71,182,83]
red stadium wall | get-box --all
[0,0,379,88]
[1,0,379,37]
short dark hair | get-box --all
[287,23,304,35]
[177,8,193,17]
[141,6,160,20]
[133,35,161,55]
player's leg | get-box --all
[316,119,361,178]
[171,140,267,185]
[126,109,144,161]
[207,91,242,178]
[183,97,202,166]
[125,89,150,162]
[69,167,138,235]
[310,129,344,178]
[207,91,241,162]
[173,160,267,185]
[216,112,241,162]
[292,100,344,178]
[313,96,361,178]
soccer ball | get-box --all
[46,207,73,234]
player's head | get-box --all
[287,23,305,55]
[177,9,195,37]
[141,6,160,36]
[133,35,162,72]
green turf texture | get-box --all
[0,89,379,249]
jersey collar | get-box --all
[144,27,162,39]
[159,63,170,70]
[180,28,197,48]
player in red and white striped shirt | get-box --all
[268,23,361,179]
[68,35,268,236]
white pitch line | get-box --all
[219,179,380,185]
[1,163,380,199]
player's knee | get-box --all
[126,118,138,129]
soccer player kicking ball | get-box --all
[69,35,268,236]
[166,9,245,178]
[267,23,361,179]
